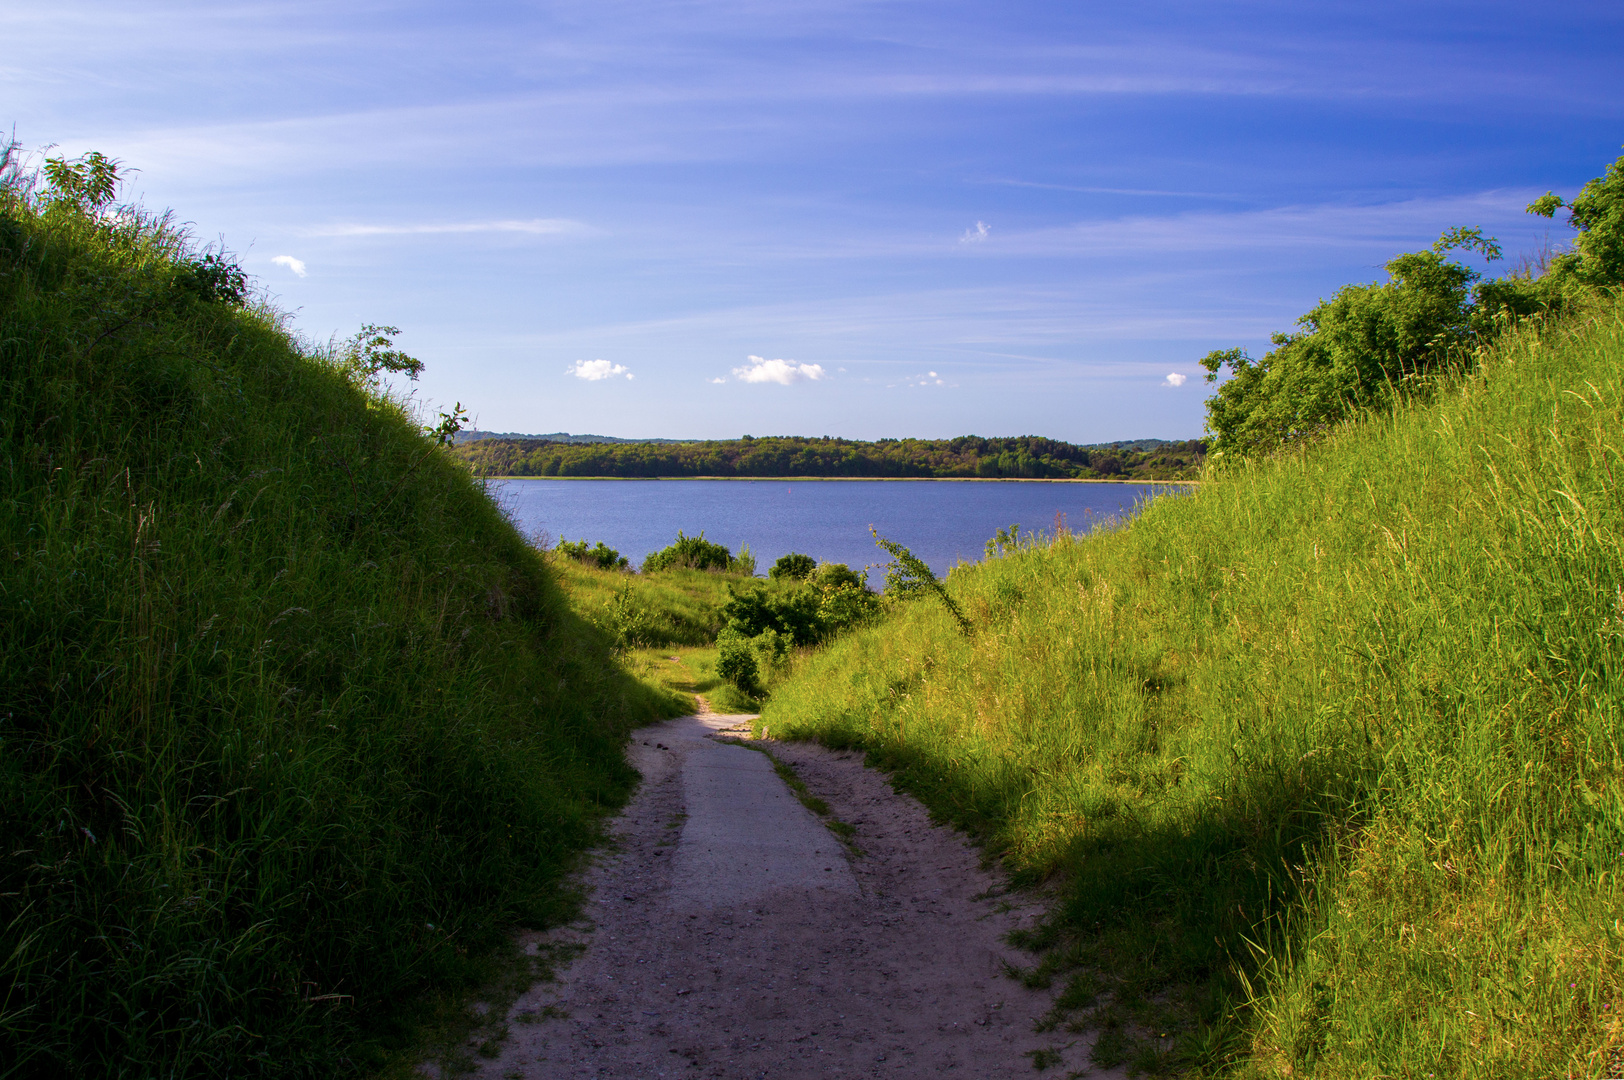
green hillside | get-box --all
[0,151,684,1076]
[763,296,1624,1076]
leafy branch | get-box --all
[870,526,972,637]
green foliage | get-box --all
[334,323,425,392]
[768,298,1624,1077]
[1528,147,1624,287]
[454,433,1206,481]
[556,537,630,571]
[40,150,121,215]
[1201,149,1624,458]
[1199,234,1497,454]
[598,585,657,648]
[178,252,250,307]
[713,563,880,699]
[871,527,972,636]
[548,558,738,648]
[715,627,761,696]
[809,560,864,592]
[641,530,745,574]
[722,583,822,645]
[0,148,683,1077]
[769,551,817,580]
[424,401,468,447]
[984,522,1024,559]
[815,580,880,636]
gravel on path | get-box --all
[463,712,1119,1079]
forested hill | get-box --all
[452,434,1205,480]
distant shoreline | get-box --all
[477,475,1199,485]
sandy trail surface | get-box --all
[471,712,1117,1079]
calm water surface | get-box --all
[490,479,1186,582]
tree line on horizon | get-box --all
[451,433,1205,481]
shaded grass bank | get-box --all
[0,158,685,1077]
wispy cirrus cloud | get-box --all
[304,218,590,238]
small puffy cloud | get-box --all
[1164,372,1188,387]
[960,221,990,243]
[569,359,633,381]
[732,355,826,385]
[709,376,727,384]
[928,371,938,378]
[271,255,306,277]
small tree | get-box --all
[769,552,816,580]
[335,324,424,392]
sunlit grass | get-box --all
[765,297,1624,1077]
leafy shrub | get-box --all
[641,530,738,573]
[809,560,864,591]
[871,528,972,636]
[1528,150,1624,287]
[598,584,656,647]
[769,551,817,580]
[715,627,761,696]
[722,583,823,645]
[816,581,880,635]
[557,537,629,571]
[1199,149,1624,457]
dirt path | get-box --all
[466,712,1118,1079]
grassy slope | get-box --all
[548,556,786,713]
[0,188,686,1075]
[764,299,1624,1077]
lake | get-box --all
[489,478,1186,583]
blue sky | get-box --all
[8,1,1623,441]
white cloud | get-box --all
[271,254,306,277]
[731,355,826,385]
[306,218,589,238]
[960,220,990,243]
[1163,372,1188,387]
[928,371,938,377]
[568,358,633,381]
[709,376,727,384]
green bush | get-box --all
[0,147,681,1077]
[1199,149,1624,457]
[556,536,629,571]
[715,627,761,696]
[769,551,817,580]
[809,560,864,591]
[641,530,745,573]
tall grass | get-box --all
[765,298,1624,1077]
[0,164,685,1075]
